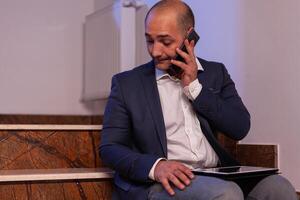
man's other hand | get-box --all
[153,160,195,196]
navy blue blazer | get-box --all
[100,58,250,199]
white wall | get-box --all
[0,0,96,115]
[239,0,300,191]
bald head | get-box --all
[145,0,195,35]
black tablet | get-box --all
[192,166,279,180]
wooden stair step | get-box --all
[0,168,114,182]
[0,124,102,131]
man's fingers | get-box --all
[172,39,197,73]
[175,47,190,61]
[178,165,195,179]
[184,39,195,59]
[161,178,175,196]
[185,169,195,179]
[168,173,185,190]
[154,161,196,196]
[175,45,196,67]
[185,170,195,179]
[173,169,191,186]
[171,59,196,75]
[170,59,188,70]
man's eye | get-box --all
[163,41,172,46]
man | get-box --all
[100,0,297,199]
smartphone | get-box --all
[166,29,200,77]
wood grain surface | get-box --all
[0,115,102,125]
[0,130,104,170]
[0,129,112,199]
[0,181,112,200]
[237,144,278,168]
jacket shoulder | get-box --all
[197,57,225,71]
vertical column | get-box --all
[120,4,136,72]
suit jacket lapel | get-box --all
[139,61,167,157]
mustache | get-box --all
[154,58,171,63]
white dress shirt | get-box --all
[149,59,219,180]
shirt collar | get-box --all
[155,58,204,81]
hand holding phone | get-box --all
[167,29,200,77]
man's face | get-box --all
[145,11,185,70]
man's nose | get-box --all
[151,43,162,58]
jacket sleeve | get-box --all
[99,75,159,183]
[192,63,251,140]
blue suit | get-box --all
[100,58,250,199]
